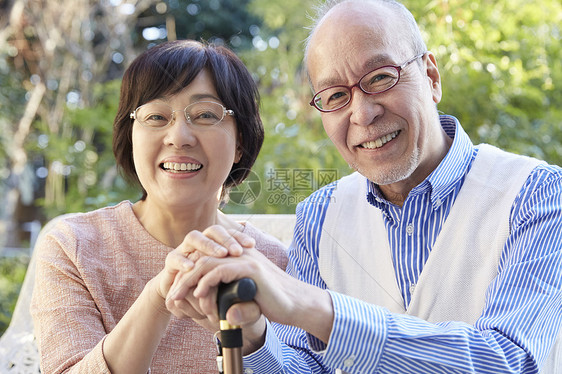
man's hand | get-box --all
[187,247,335,348]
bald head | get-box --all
[304,0,426,69]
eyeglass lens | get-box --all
[135,101,227,128]
[313,66,400,111]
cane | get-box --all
[216,278,257,374]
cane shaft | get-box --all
[223,347,243,374]
[217,279,257,374]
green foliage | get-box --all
[404,0,562,164]
[0,52,28,204]
[222,0,350,214]
[0,257,28,335]
[31,79,140,219]
[135,0,263,52]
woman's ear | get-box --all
[234,132,243,164]
[234,146,242,164]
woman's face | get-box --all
[131,69,240,212]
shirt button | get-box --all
[244,369,254,374]
[435,198,442,207]
[406,224,414,236]
[343,355,356,367]
[410,283,416,294]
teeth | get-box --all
[361,131,399,149]
[162,162,202,172]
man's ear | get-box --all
[424,52,442,104]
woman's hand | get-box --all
[159,226,255,319]
[147,225,254,311]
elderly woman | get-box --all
[30,40,287,374]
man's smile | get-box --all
[359,130,400,149]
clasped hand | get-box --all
[154,224,332,354]
[155,225,292,350]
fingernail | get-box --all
[243,237,255,247]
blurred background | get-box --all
[0,0,560,334]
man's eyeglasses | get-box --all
[309,52,426,113]
[130,101,235,129]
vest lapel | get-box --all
[407,144,542,323]
[318,172,405,313]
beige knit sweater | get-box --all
[30,201,288,373]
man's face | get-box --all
[307,2,447,199]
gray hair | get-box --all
[304,0,427,64]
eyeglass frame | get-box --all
[129,100,235,130]
[309,52,427,113]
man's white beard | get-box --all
[354,148,420,187]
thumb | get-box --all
[226,301,261,326]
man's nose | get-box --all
[348,88,384,126]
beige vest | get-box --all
[319,144,560,372]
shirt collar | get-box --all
[366,115,474,210]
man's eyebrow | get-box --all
[315,76,344,91]
[363,54,394,71]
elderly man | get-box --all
[170,0,562,372]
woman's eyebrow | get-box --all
[190,93,222,102]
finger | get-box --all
[187,251,202,263]
[166,270,185,302]
[226,301,261,326]
[193,260,249,299]
[156,253,194,300]
[179,230,229,258]
[167,258,214,302]
[226,229,256,251]
[166,280,208,318]
[167,268,203,302]
[166,252,233,302]
[167,297,206,320]
[202,225,245,255]
[197,284,219,323]
[165,250,194,273]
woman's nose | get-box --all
[163,112,197,148]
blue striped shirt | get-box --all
[244,115,562,373]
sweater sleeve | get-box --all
[30,224,112,374]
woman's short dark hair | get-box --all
[113,40,263,200]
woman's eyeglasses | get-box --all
[130,101,235,129]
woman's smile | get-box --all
[160,161,203,173]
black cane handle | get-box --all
[217,278,257,321]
